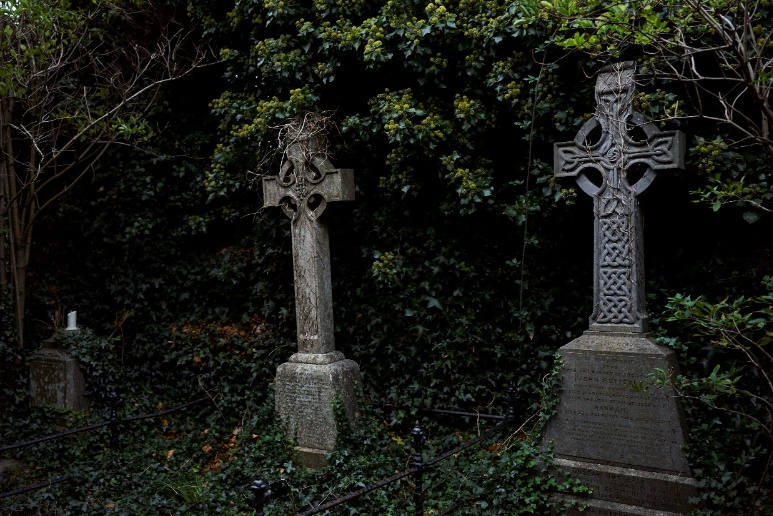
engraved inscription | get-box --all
[30,361,66,407]
[277,369,337,451]
[581,470,683,509]
[553,350,689,473]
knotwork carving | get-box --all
[276,131,338,220]
[553,62,686,333]
[263,114,354,222]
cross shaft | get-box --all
[263,131,354,354]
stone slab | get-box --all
[564,496,683,516]
[275,358,361,467]
[546,332,696,513]
[29,345,88,411]
[547,332,689,473]
[555,458,698,513]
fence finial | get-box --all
[248,477,272,515]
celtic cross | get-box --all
[554,62,685,333]
[263,124,354,357]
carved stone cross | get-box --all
[263,126,354,358]
[554,62,685,332]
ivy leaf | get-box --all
[426,297,443,310]
[742,210,760,224]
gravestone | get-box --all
[546,62,699,514]
[262,116,360,468]
[29,314,88,411]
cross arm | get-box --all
[625,112,686,172]
[554,141,599,179]
[313,169,355,202]
[553,117,604,181]
[262,176,286,208]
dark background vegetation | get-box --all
[1,0,772,513]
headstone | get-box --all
[262,116,361,468]
[546,62,699,514]
[29,329,88,412]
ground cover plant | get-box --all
[0,332,581,514]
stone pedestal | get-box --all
[275,351,361,468]
[546,332,698,514]
[29,338,89,411]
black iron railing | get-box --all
[3,387,521,514]
[248,387,519,515]
[0,391,209,500]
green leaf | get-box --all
[426,297,443,310]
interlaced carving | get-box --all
[554,62,685,332]
[598,214,634,324]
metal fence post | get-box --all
[505,385,516,427]
[107,388,122,449]
[410,419,426,515]
[247,477,272,515]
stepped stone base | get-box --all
[275,354,361,468]
[546,332,698,514]
[556,458,699,515]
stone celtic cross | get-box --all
[554,62,685,332]
[263,121,354,360]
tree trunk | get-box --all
[1,95,26,350]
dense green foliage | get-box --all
[0,0,204,349]
[1,0,772,513]
[1,333,580,514]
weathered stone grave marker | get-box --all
[29,312,88,411]
[547,62,699,514]
[262,115,360,468]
